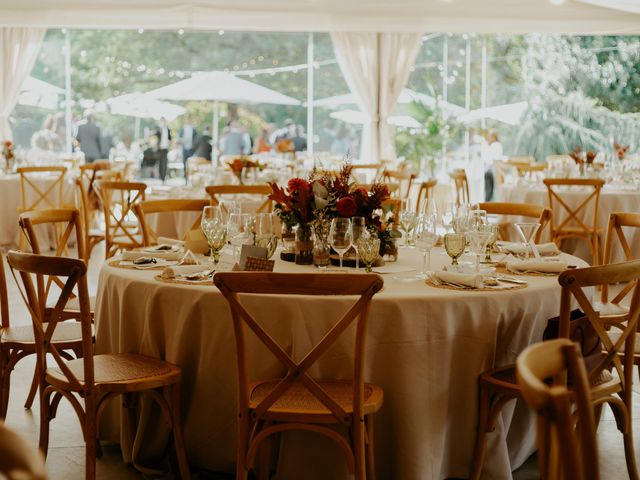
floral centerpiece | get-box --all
[614,142,630,161]
[226,156,264,184]
[268,164,399,264]
[569,147,596,165]
[275,138,295,154]
[2,140,15,172]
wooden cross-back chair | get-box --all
[449,169,470,207]
[94,181,146,258]
[0,421,47,480]
[205,184,273,214]
[415,179,437,214]
[382,169,416,201]
[516,162,547,182]
[477,202,552,243]
[507,156,535,166]
[470,260,640,480]
[6,252,190,480]
[214,272,385,480]
[0,249,83,420]
[516,339,599,480]
[543,178,605,265]
[133,199,209,246]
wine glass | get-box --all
[443,233,466,268]
[468,230,492,273]
[228,212,250,261]
[330,218,352,269]
[254,213,278,259]
[399,206,417,248]
[451,204,471,235]
[414,215,439,278]
[201,206,227,266]
[219,200,239,224]
[515,222,541,259]
[351,217,367,268]
[469,209,487,230]
[357,235,380,273]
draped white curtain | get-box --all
[0,27,46,141]
[331,32,422,162]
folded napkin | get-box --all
[371,265,415,274]
[506,259,567,274]
[121,250,182,261]
[161,265,210,279]
[433,270,484,288]
[502,242,559,256]
[157,237,185,246]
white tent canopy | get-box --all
[18,76,64,109]
[107,93,186,121]
[330,109,423,129]
[459,101,529,125]
[0,0,639,33]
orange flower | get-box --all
[275,139,294,153]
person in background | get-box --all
[482,128,505,201]
[155,117,171,182]
[291,125,307,152]
[100,128,114,159]
[330,125,351,156]
[179,114,198,177]
[193,126,213,160]
[220,120,250,156]
[141,134,159,178]
[253,128,272,153]
[75,110,102,163]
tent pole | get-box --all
[212,100,220,164]
[307,32,314,156]
[64,30,73,155]
[134,117,140,140]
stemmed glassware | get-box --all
[469,209,487,230]
[356,234,380,273]
[482,224,500,263]
[468,230,492,273]
[351,217,367,268]
[201,206,228,267]
[414,215,439,278]
[451,203,471,235]
[399,199,417,247]
[330,217,352,269]
[228,212,251,262]
[443,232,466,268]
[514,222,541,259]
[254,213,278,259]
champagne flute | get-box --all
[414,215,439,278]
[351,217,367,268]
[357,235,380,273]
[330,217,352,269]
[468,230,492,273]
[254,213,278,259]
[444,233,466,268]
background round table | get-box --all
[95,246,584,479]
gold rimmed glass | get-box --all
[443,232,466,267]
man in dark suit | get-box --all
[155,117,172,182]
[192,126,212,160]
[179,115,198,179]
[75,111,102,163]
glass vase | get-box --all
[295,223,314,265]
[312,220,331,267]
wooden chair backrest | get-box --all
[449,169,470,207]
[0,252,8,329]
[205,184,273,213]
[94,180,146,253]
[19,208,85,304]
[0,421,47,480]
[214,272,383,427]
[416,179,437,214]
[7,252,94,404]
[517,339,598,480]
[507,156,535,166]
[133,199,209,246]
[17,166,67,212]
[516,163,547,175]
[477,202,552,243]
[601,212,640,306]
[543,178,605,241]
[558,260,640,391]
[382,169,416,200]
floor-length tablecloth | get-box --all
[95,247,585,479]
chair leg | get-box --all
[24,365,39,410]
[236,415,250,480]
[622,412,639,480]
[469,382,491,480]
[353,419,366,480]
[85,410,97,480]
[39,389,52,458]
[169,383,191,480]
[0,359,12,419]
[365,415,376,480]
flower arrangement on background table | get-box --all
[614,142,630,161]
[1,140,14,172]
[569,146,596,165]
[268,163,400,264]
[226,156,265,184]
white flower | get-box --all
[312,182,328,199]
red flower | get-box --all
[336,196,357,217]
[287,178,310,193]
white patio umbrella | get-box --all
[459,101,528,125]
[146,71,301,154]
[107,93,186,121]
[18,76,64,109]
[330,109,424,129]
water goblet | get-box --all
[443,233,466,268]
[468,230,493,273]
[201,206,227,267]
[351,217,367,268]
[414,215,439,278]
[330,217,352,269]
[482,224,500,263]
[356,235,380,273]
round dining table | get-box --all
[94,246,585,479]
[498,182,640,262]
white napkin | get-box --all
[506,259,567,274]
[502,242,559,256]
[161,265,210,279]
[157,237,185,246]
[371,265,415,274]
[121,250,182,261]
[433,270,484,288]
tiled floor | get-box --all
[0,246,636,479]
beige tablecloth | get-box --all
[95,247,585,479]
[498,183,640,262]
[0,173,75,248]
